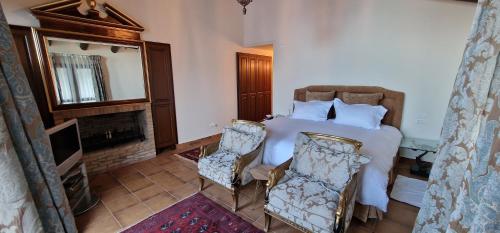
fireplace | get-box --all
[52,103,156,174]
[78,111,146,152]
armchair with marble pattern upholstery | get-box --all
[264,132,369,233]
[198,120,266,211]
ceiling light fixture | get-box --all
[236,0,253,15]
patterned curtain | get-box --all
[414,1,500,232]
[51,53,108,104]
[0,109,43,233]
[0,3,77,233]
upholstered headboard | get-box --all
[294,86,405,129]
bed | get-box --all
[262,85,405,221]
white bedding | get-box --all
[262,117,403,212]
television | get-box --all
[46,119,83,176]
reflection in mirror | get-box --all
[46,37,146,105]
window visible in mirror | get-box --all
[46,37,146,105]
[52,54,107,104]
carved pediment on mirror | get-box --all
[31,0,144,40]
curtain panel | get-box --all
[0,2,77,233]
[51,53,108,104]
[0,108,43,233]
[414,0,500,232]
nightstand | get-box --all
[400,138,438,178]
[249,165,275,205]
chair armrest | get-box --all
[199,141,220,158]
[335,173,359,232]
[231,143,264,185]
[265,158,292,203]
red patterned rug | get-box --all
[178,148,201,163]
[121,193,263,233]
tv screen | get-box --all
[49,123,81,166]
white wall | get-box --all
[3,0,271,143]
[48,40,145,100]
[244,0,476,141]
[2,0,475,143]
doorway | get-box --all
[237,52,273,121]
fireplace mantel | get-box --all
[52,102,150,124]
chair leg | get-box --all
[198,176,204,191]
[264,212,271,232]
[232,190,239,211]
[253,180,261,206]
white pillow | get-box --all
[332,98,387,129]
[290,100,333,121]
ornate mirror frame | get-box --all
[30,0,150,111]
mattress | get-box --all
[262,117,403,212]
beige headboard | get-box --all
[294,86,405,129]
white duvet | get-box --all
[262,117,402,212]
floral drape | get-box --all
[0,109,43,233]
[414,0,500,232]
[0,2,77,233]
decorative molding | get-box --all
[30,0,144,40]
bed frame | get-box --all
[294,85,405,221]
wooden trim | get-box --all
[34,29,150,112]
[103,3,143,28]
[30,0,144,32]
[52,102,149,121]
[236,52,273,59]
[34,28,144,44]
[9,25,54,127]
[30,0,80,12]
[33,12,144,32]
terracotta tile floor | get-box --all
[77,137,420,233]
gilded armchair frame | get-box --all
[198,120,266,211]
[263,132,362,233]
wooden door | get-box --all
[145,42,178,150]
[237,53,272,121]
[10,25,54,128]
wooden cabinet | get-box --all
[145,42,178,151]
[10,25,54,128]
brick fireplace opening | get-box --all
[52,103,156,174]
[78,111,146,153]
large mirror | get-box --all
[37,30,149,110]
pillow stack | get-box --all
[290,90,388,130]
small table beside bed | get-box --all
[261,85,405,222]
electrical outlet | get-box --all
[209,122,218,128]
[416,113,428,125]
